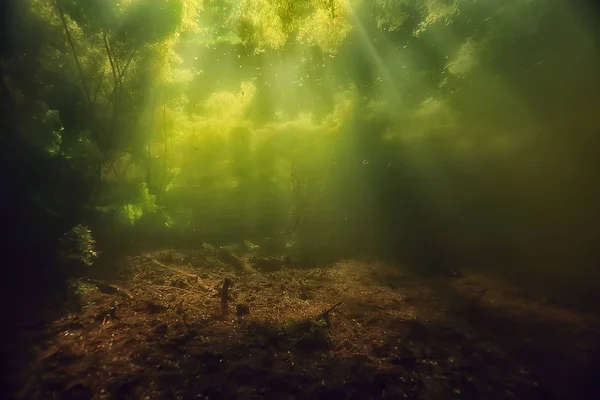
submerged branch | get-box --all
[91,68,107,105]
[103,32,118,96]
[317,301,343,327]
[103,32,119,147]
[102,48,137,118]
[221,278,232,317]
[55,0,106,156]
[320,301,343,319]
[54,0,92,107]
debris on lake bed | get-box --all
[12,250,600,399]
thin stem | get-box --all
[54,0,92,107]
[102,48,137,118]
[103,31,119,146]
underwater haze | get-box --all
[2,0,600,399]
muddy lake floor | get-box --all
[8,248,600,399]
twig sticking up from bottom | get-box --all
[221,278,232,317]
[318,301,343,326]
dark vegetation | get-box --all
[1,0,600,398]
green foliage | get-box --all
[6,0,600,268]
[62,0,121,32]
[122,203,144,225]
[282,316,332,351]
[235,0,351,53]
[58,225,98,268]
[373,0,419,32]
[21,106,65,157]
[118,0,184,45]
[121,182,159,225]
[372,0,461,35]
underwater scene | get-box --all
[2,0,600,398]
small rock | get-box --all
[236,304,250,317]
[171,279,186,288]
[154,323,168,335]
[145,301,167,314]
[299,291,311,300]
